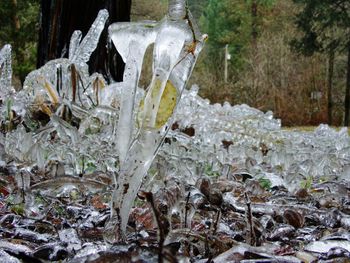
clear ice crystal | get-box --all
[109,21,157,77]
[69,31,83,60]
[1,10,115,175]
[115,47,139,164]
[20,9,109,116]
[69,9,109,64]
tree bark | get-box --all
[344,43,350,126]
[327,47,334,125]
[37,0,132,82]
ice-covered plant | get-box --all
[0,44,14,119]
[0,10,111,173]
[0,1,206,243]
[0,44,13,98]
[105,0,206,241]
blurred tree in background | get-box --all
[0,0,39,85]
[190,0,349,126]
[200,0,251,75]
[292,0,350,126]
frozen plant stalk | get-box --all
[0,44,14,101]
[109,22,157,163]
[106,0,206,242]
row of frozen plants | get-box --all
[0,0,349,242]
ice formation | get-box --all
[21,9,109,112]
[0,0,349,247]
[158,85,350,193]
[106,0,206,241]
[69,9,109,64]
[0,44,14,100]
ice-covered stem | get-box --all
[0,44,14,100]
[107,0,206,242]
[115,46,138,164]
[109,21,157,163]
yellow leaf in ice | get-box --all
[138,80,177,129]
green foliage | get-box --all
[188,0,208,22]
[11,203,25,215]
[6,99,12,121]
[203,162,220,177]
[258,176,272,190]
[292,0,350,55]
[199,0,277,78]
[245,0,276,8]
[201,0,251,72]
[300,176,313,189]
[0,0,40,83]
[6,195,25,215]
[85,161,98,174]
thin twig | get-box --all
[139,191,170,263]
[244,192,256,246]
[212,209,221,235]
[184,191,191,228]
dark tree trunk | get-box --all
[344,43,350,126]
[37,0,132,82]
[327,47,334,125]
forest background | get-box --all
[1,0,349,126]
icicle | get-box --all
[70,9,109,64]
[115,44,139,164]
[109,21,158,164]
[69,31,83,60]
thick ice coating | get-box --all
[107,0,206,241]
[0,0,349,248]
[0,44,14,100]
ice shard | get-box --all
[69,9,109,64]
[0,44,14,101]
[109,21,157,76]
[106,0,206,241]
[69,31,83,61]
[115,49,138,164]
